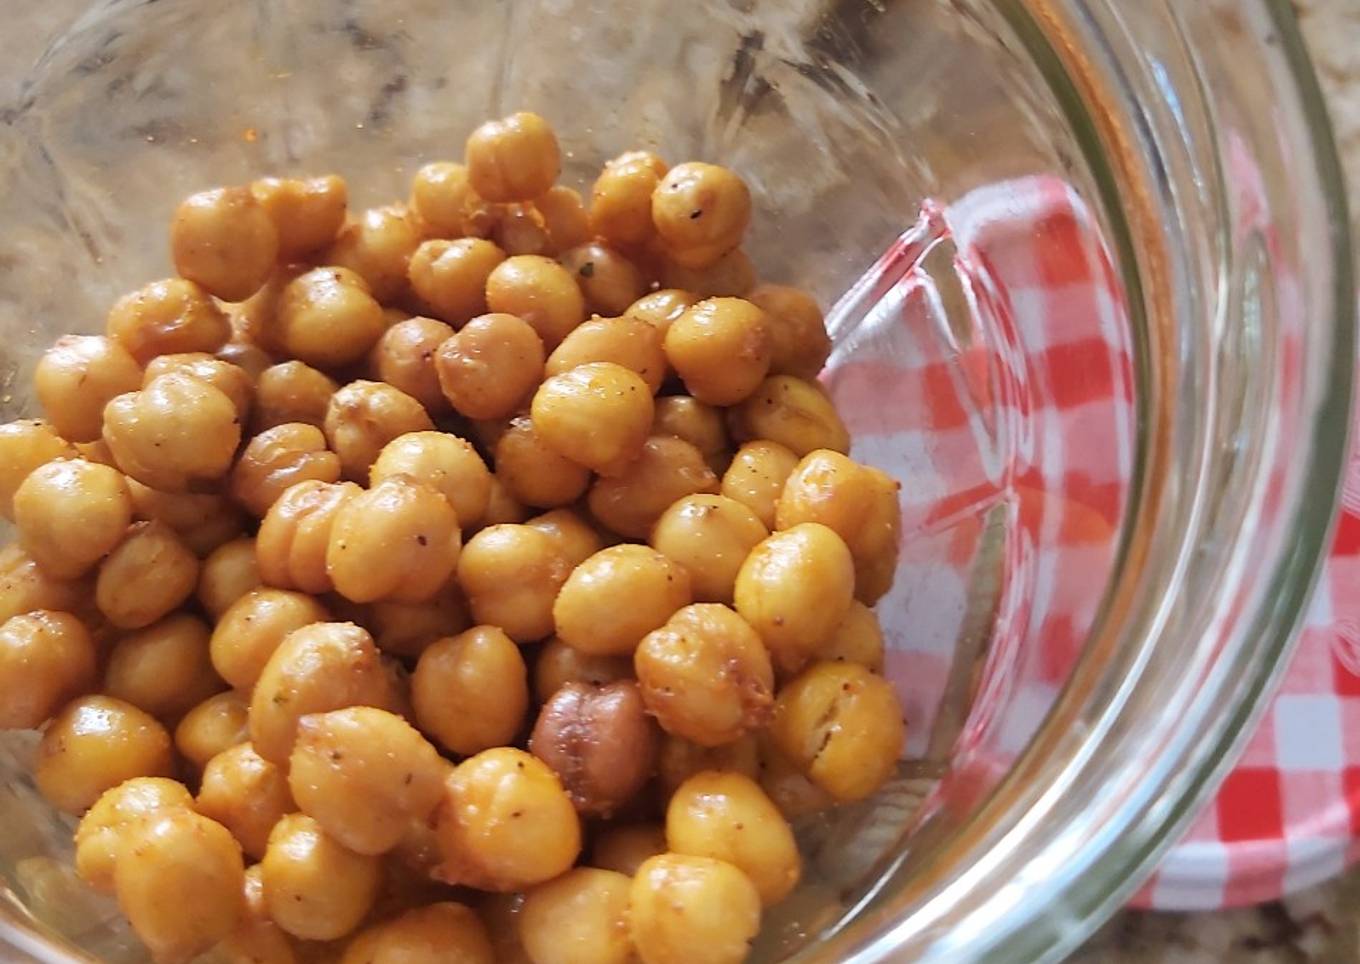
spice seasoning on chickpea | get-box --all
[325,204,423,304]
[465,112,561,203]
[485,254,589,350]
[531,362,654,477]
[171,186,279,302]
[106,278,231,365]
[587,434,718,539]
[412,625,528,757]
[435,312,546,421]
[0,611,98,731]
[371,430,491,528]
[559,243,649,317]
[34,337,142,444]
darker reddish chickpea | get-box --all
[106,278,231,365]
[0,419,75,520]
[529,681,660,817]
[323,380,434,481]
[230,422,341,517]
[34,336,143,443]
[485,255,588,350]
[650,162,751,263]
[275,266,386,370]
[253,361,338,432]
[408,238,506,325]
[664,297,771,406]
[435,313,545,420]
[324,205,423,303]
[587,435,718,539]
[559,243,648,317]
[0,611,97,730]
[465,112,561,203]
[590,151,668,247]
[256,480,363,594]
[660,248,756,299]
[13,458,132,579]
[171,186,279,302]
[545,316,667,394]
[409,162,481,238]
[142,353,253,423]
[746,283,832,379]
[626,288,700,339]
[250,175,349,259]
[530,362,654,477]
[368,316,455,413]
[494,417,591,509]
[95,520,199,629]
[535,185,592,255]
[103,372,242,493]
[103,613,223,720]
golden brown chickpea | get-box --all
[95,521,199,629]
[733,523,854,675]
[288,706,445,856]
[13,458,132,578]
[411,625,528,756]
[822,600,886,671]
[435,312,546,420]
[172,186,280,302]
[325,205,423,304]
[553,545,692,656]
[197,742,295,860]
[546,315,667,393]
[657,732,760,797]
[663,298,770,406]
[587,435,718,539]
[485,254,588,350]
[660,248,755,299]
[652,396,728,469]
[625,288,700,338]
[371,431,491,527]
[491,202,551,256]
[103,372,242,492]
[520,867,633,964]
[216,338,276,381]
[0,611,97,730]
[230,424,341,518]
[480,476,528,526]
[251,175,349,259]
[730,376,849,457]
[197,537,262,619]
[529,680,659,817]
[535,185,592,255]
[524,509,605,569]
[143,352,253,423]
[74,777,193,893]
[114,809,246,962]
[104,613,222,718]
[456,523,571,642]
[410,162,480,237]
[530,362,653,477]
[35,695,174,813]
[325,475,461,604]
[651,162,752,259]
[254,361,339,432]
[368,583,469,659]
[346,902,495,964]
[0,544,93,626]
[275,266,387,370]
[465,112,560,203]
[433,747,580,891]
[745,283,831,379]
[532,636,631,704]
[34,336,143,443]
[665,771,799,906]
[221,912,298,964]
[106,278,231,365]
[758,735,835,819]
[368,316,455,413]
[592,822,668,877]
[73,438,119,467]
[0,419,75,520]
[174,690,249,770]
[769,660,906,802]
[590,150,668,247]
[720,440,798,530]
[494,416,591,509]
[263,812,381,941]
[558,243,648,317]
[323,380,434,481]
[210,588,330,690]
[248,621,392,766]
[628,853,760,964]
[634,603,773,747]
[408,238,506,324]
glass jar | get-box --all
[0,0,1349,961]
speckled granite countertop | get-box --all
[2,2,1358,961]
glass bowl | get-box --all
[0,0,1350,961]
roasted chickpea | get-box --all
[558,243,647,317]
[0,611,97,730]
[821,600,886,671]
[368,316,455,412]
[368,583,469,658]
[553,545,692,656]
[95,521,199,629]
[35,695,174,814]
[408,238,506,324]
[106,278,231,365]
[323,380,434,481]
[628,854,760,964]
[325,205,423,304]
[345,902,495,964]
[494,416,591,509]
[745,283,831,379]
[197,742,295,861]
[730,376,849,456]
[171,186,279,302]
[74,777,194,892]
[535,185,592,255]
[649,496,767,605]
[758,736,834,819]
[660,248,756,300]
[485,254,588,349]
[433,747,581,891]
[651,161,751,256]
[657,732,760,797]
[103,613,222,718]
[634,603,773,747]
[720,440,798,530]
[216,338,275,381]
[229,424,340,519]
[546,315,667,394]
[174,690,250,770]
[652,396,728,468]
[131,479,232,548]
[465,112,560,203]
[210,588,329,690]
[625,288,700,338]
[435,312,545,420]
[288,706,445,856]
[590,150,667,246]
[251,175,349,258]
[410,162,481,237]
[248,621,392,765]
[411,626,528,756]
[480,476,529,526]
[0,544,94,626]
[220,911,297,964]
[769,661,906,802]
[490,202,551,256]
[263,812,381,942]
[456,524,571,642]
[529,680,659,817]
[254,361,338,432]
[530,362,653,477]
[197,537,262,619]
[587,435,718,538]
[665,771,799,906]
[524,509,604,569]
[520,867,633,964]
[663,298,770,406]
[371,431,491,526]
[114,809,246,962]
[103,372,242,492]
[0,419,75,520]
[274,266,387,370]
[14,458,132,578]
[733,523,854,674]
[592,822,668,877]
[35,336,142,443]
[532,636,631,703]
[143,352,253,423]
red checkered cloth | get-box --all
[822,173,1356,912]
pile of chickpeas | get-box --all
[0,111,905,964]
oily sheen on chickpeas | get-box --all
[0,110,907,964]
